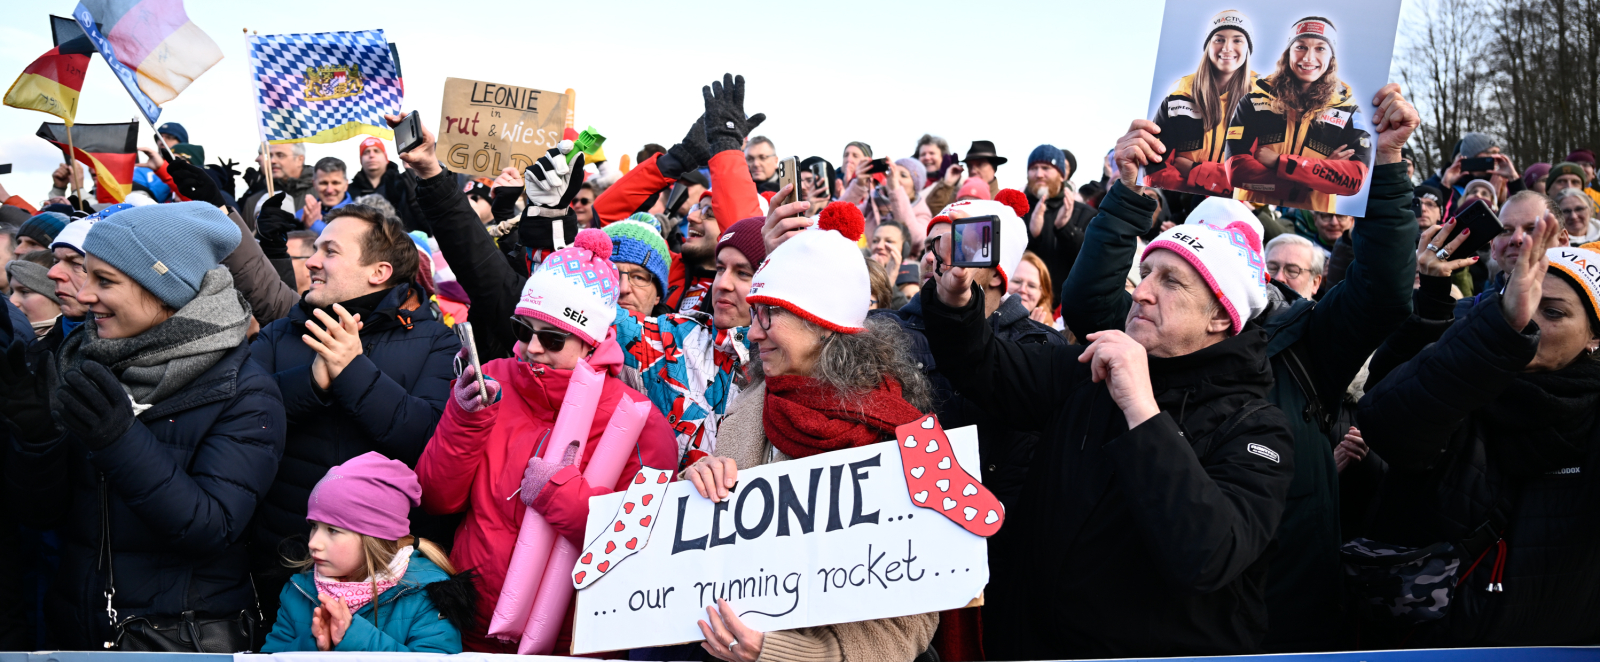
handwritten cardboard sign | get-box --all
[571,428,989,655]
[437,77,572,178]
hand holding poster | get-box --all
[1143,1,1402,215]
[570,425,991,655]
[438,77,573,178]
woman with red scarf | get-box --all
[681,203,940,662]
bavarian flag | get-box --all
[247,30,403,145]
[3,37,93,125]
[37,121,138,203]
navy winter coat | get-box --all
[247,284,459,564]
[4,341,285,650]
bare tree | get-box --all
[1398,0,1493,177]
[1488,0,1600,168]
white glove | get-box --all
[524,140,585,218]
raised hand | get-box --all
[302,195,323,228]
[761,184,812,254]
[383,113,441,179]
[701,74,766,153]
[1079,330,1159,429]
[1370,83,1420,165]
[1416,221,1478,277]
[1114,119,1164,190]
[523,141,585,218]
[1500,212,1559,329]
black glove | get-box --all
[54,361,135,451]
[211,158,241,199]
[167,157,226,207]
[701,74,766,154]
[243,166,265,196]
[660,114,711,180]
[491,184,521,222]
[256,192,298,260]
[0,343,61,446]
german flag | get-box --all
[79,0,221,105]
[37,121,138,203]
[3,39,93,125]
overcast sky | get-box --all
[0,0,1413,204]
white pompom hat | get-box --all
[746,202,871,333]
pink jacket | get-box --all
[416,345,678,653]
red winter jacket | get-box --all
[592,151,762,229]
[416,346,678,653]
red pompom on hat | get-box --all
[994,189,1030,219]
[572,227,612,260]
[818,201,865,242]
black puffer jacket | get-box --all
[5,341,285,650]
[247,284,460,559]
[348,162,420,232]
[1023,193,1095,301]
[1358,293,1600,647]
[881,293,1068,508]
[920,285,1295,660]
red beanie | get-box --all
[717,216,767,265]
[359,136,386,158]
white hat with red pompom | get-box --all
[934,188,1032,292]
[747,202,871,333]
[515,228,620,346]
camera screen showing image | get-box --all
[950,215,999,269]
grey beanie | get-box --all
[81,201,241,309]
[1456,132,1500,160]
[5,260,59,305]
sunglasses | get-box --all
[573,197,594,206]
[511,317,575,352]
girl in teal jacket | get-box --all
[262,452,475,653]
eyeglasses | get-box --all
[1266,262,1308,279]
[751,303,786,331]
[511,317,576,352]
[616,267,654,289]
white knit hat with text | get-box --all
[746,202,871,333]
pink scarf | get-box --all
[314,546,412,612]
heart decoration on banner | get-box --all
[897,415,1005,537]
[573,466,673,589]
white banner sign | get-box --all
[571,428,990,654]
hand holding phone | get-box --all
[950,214,1000,269]
[776,156,799,206]
[1439,198,1500,259]
[395,111,424,154]
[455,322,488,405]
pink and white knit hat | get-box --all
[747,202,871,333]
[515,228,619,346]
[1142,197,1269,335]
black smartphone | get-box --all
[394,110,423,154]
[809,161,832,198]
[1460,156,1495,173]
[1441,198,1501,259]
[0,164,11,175]
[950,214,1000,269]
[776,156,799,206]
[863,157,891,175]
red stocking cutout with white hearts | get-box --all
[572,467,673,589]
[897,415,1004,537]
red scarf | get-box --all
[763,375,924,459]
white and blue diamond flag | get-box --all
[247,29,401,144]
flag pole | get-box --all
[262,142,276,197]
[63,123,83,203]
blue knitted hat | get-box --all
[1028,144,1067,177]
[82,201,241,309]
[604,219,672,295]
[18,212,69,248]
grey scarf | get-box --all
[59,267,251,407]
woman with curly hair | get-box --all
[1225,17,1373,212]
